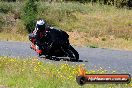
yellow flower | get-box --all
[130,83,132,87]
[34,68,37,72]
[10,59,14,62]
[91,70,95,73]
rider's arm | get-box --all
[35,30,41,46]
[33,27,38,35]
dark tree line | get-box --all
[74,0,132,8]
[1,0,16,1]
[1,0,132,8]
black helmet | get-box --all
[36,19,46,30]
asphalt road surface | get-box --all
[0,41,132,74]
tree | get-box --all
[22,0,38,33]
[0,0,16,2]
[127,0,132,8]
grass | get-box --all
[0,32,28,42]
[0,56,131,88]
[0,1,132,50]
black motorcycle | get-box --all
[29,28,79,61]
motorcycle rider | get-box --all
[29,19,51,55]
[29,19,79,61]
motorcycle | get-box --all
[29,28,79,61]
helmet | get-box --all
[36,19,46,30]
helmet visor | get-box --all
[37,24,45,30]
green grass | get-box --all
[0,56,131,88]
[0,32,28,42]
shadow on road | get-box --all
[40,56,88,62]
[39,55,88,62]
[51,59,88,62]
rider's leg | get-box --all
[35,45,43,55]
